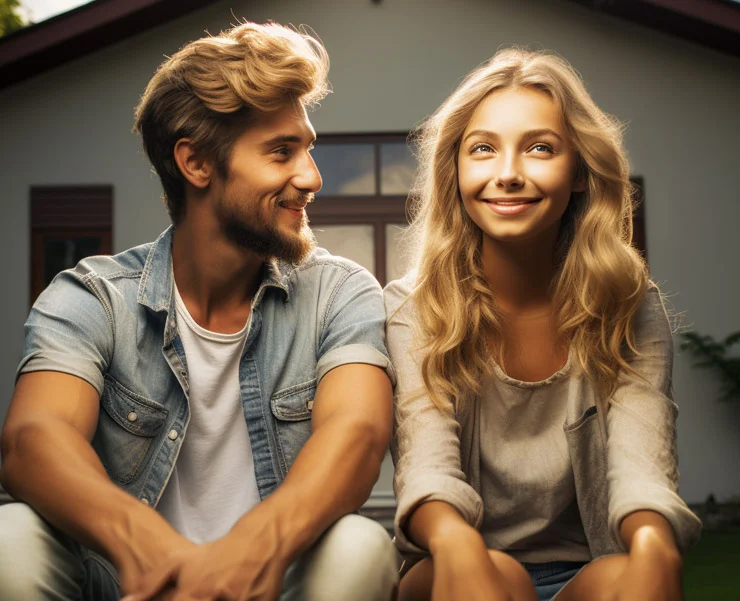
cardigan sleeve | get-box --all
[606,284,702,553]
[384,276,484,556]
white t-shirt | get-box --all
[156,285,261,543]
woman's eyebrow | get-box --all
[462,129,498,143]
[462,128,564,143]
[522,128,563,141]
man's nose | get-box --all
[295,153,323,194]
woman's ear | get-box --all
[173,139,214,190]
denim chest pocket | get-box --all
[270,379,315,477]
[93,376,168,485]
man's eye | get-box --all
[274,146,292,157]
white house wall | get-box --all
[1,0,739,504]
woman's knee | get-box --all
[555,554,629,601]
[487,550,538,601]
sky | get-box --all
[18,0,93,24]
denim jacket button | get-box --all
[168,429,179,441]
[140,497,149,505]
[127,412,137,422]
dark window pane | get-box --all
[380,142,416,196]
[43,237,101,287]
[312,144,375,195]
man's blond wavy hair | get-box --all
[407,48,648,412]
[134,22,329,223]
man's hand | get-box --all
[121,508,288,601]
[115,527,196,595]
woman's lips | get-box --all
[483,198,541,216]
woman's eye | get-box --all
[531,143,554,154]
[471,143,494,154]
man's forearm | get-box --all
[1,417,178,566]
[231,413,388,564]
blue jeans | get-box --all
[524,561,589,601]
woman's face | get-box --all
[457,86,583,247]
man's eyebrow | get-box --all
[261,134,316,147]
[462,128,564,143]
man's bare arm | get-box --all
[0,372,191,592]
[122,362,394,601]
[235,362,394,561]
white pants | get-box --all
[0,503,398,601]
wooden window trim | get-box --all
[310,133,411,286]
[30,185,113,304]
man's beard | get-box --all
[218,194,317,264]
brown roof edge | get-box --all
[565,0,740,58]
[0,0,224,91]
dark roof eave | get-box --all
[0,0,224,91]
[565,0,740,58]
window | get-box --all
[30,186,113,304]
[309,134,416,286]
[631,176,647,261]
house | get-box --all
[1,0,739,511]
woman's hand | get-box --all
[614,527,683,601]
[430,526,515,601]
[612,510,684,601]
[402,501,536,601]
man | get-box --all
[0,22,398,601]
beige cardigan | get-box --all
[385,276,702,559]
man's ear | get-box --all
[174,139,214,190]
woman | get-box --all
[385,49,701,601]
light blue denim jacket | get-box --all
[18,227,395,508]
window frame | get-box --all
[30,185,113,304]
[309,133,411,285]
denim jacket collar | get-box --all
[137,226,292,322]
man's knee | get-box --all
[0,503,82,601]
[302,514,399,601]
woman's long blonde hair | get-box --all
[407,48,648,412]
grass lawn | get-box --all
[684,530,740,600]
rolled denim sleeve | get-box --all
[385,277,484,556]
[606,285,702,553]
[316,266,395,386]
[18,263,114,396]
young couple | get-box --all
[0,21,700,601]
